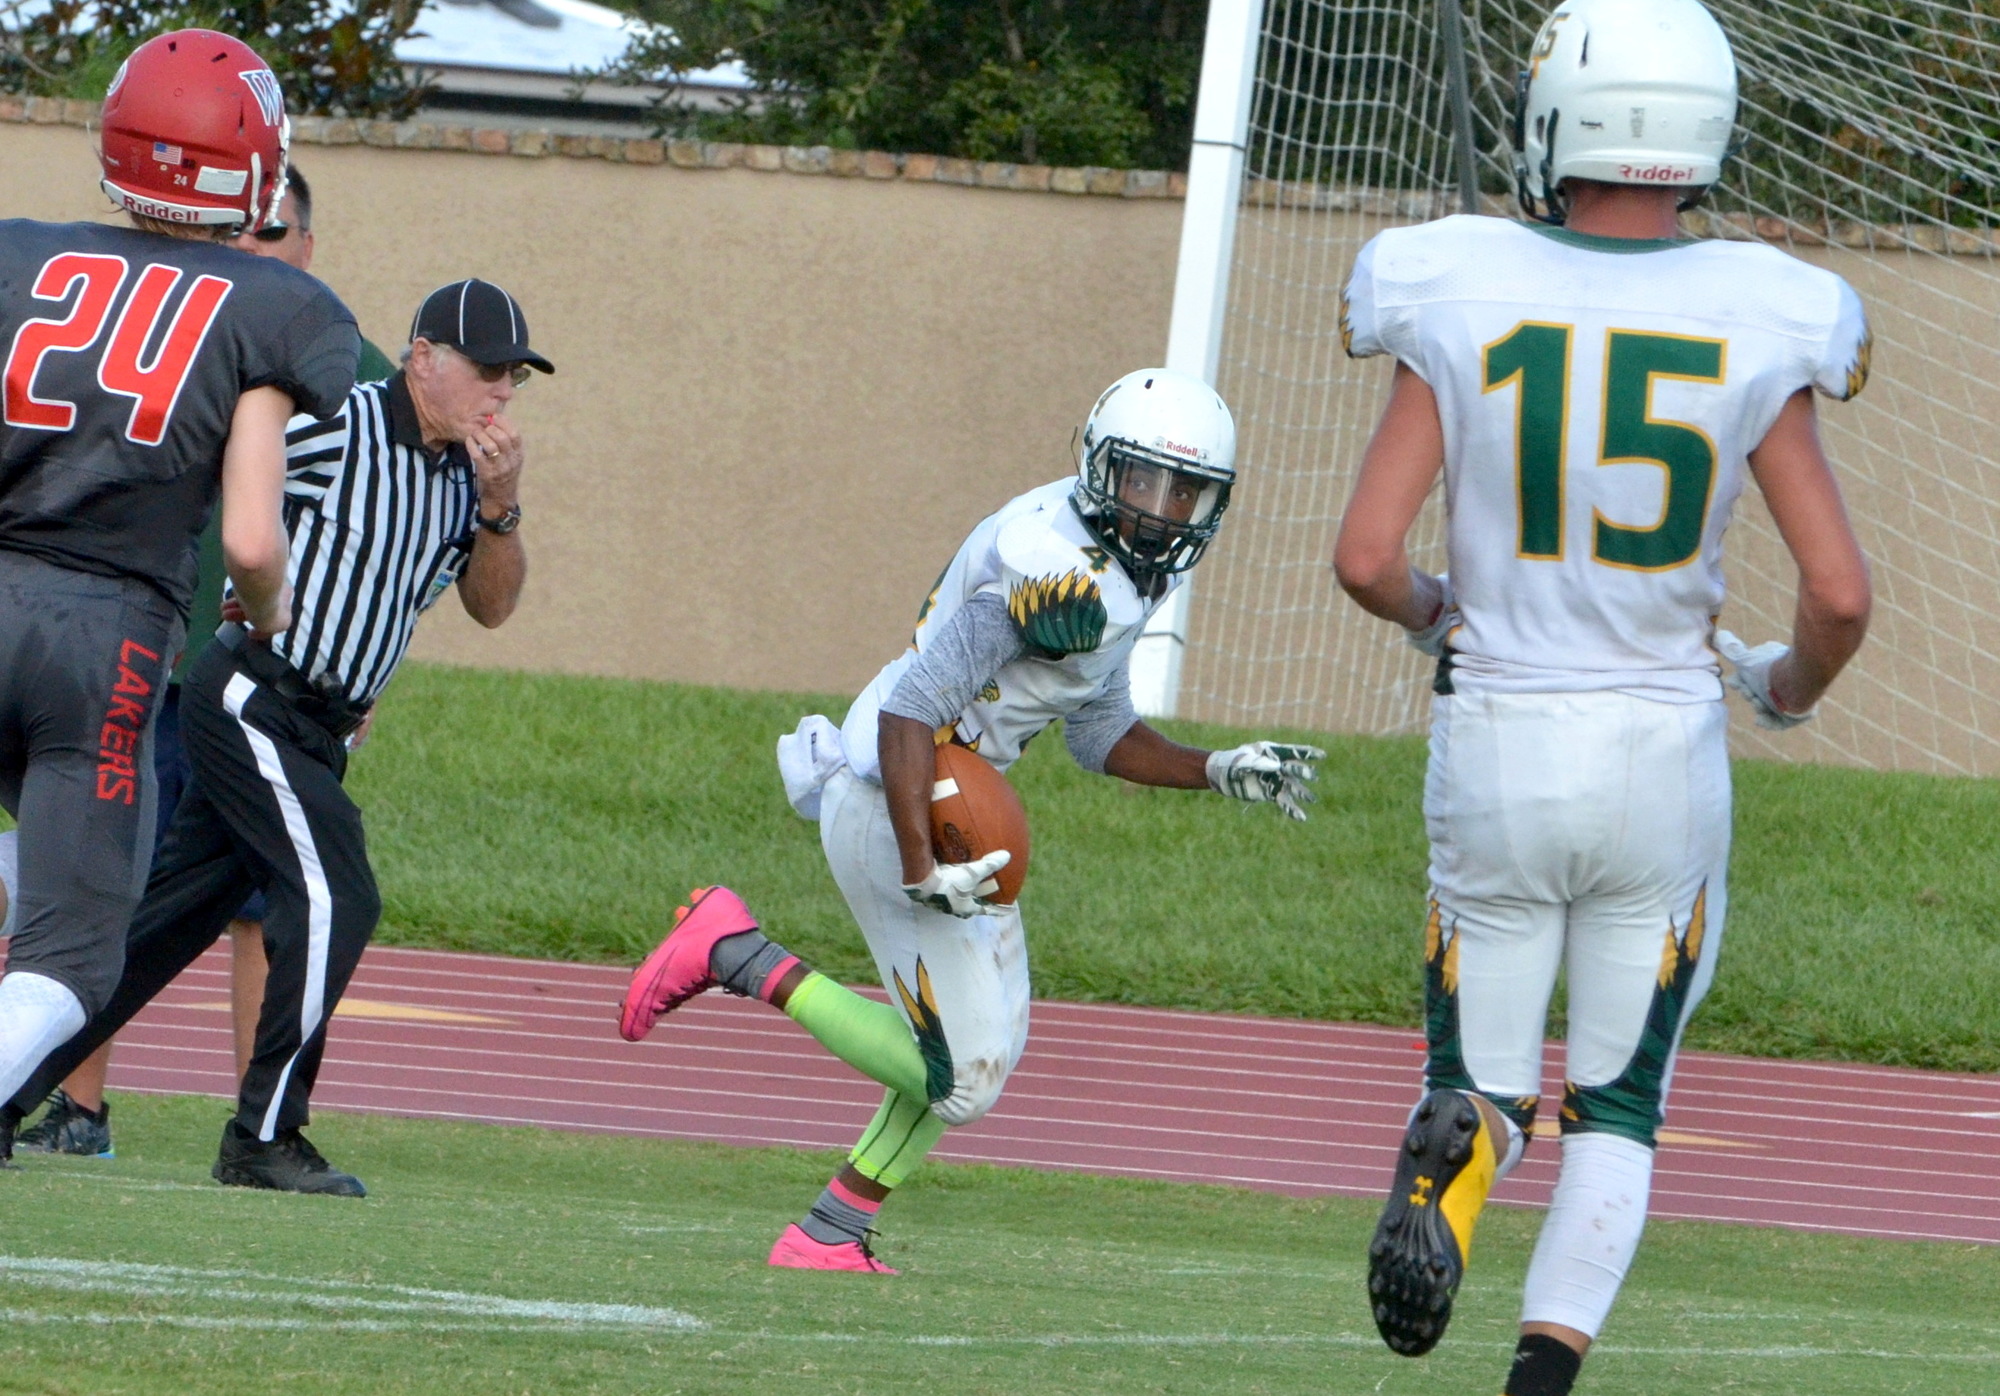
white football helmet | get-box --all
[1073,368,1236,589]
[1513,0,1739,224]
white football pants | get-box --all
[1424,690,1730,1138]
[818,766,1030,1126]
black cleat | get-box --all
[15,1089,114,1158]
[1367,1088,1498,1357]
[212,1118,367,1197]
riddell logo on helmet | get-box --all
[117,191,203,223]
[1620,164,1696,183]
[1157,438,1205,461]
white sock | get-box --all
[1494,1114,1528,1182]
[1520,1131,1655,1338]
[0,829,17,939]
[0,971,86,1106]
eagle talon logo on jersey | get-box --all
[1008,570,1108,658]
[892,959,956,1106]
[1845,330,1874,401]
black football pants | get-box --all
[0,550,177,1017]
[11,639,381,1139]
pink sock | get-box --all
[757,955,801,1003]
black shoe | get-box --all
[15,1089,114,1158]
[0,1108,15,1170]
[212,1118,367,1197]
[1367,1089,1499,1357]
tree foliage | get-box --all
[0,0,430,119]
[607,0,1206,170]
[1241,0,2000,227]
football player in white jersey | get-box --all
[619,369,1322,1271]
[1332,2,1871,1392]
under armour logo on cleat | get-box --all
[1409,1175,1434,1207]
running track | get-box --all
[74,943,2000,1247]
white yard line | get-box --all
[0,1257,702,1330]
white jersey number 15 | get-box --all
[1483,322,1727,574]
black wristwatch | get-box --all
[476,503,522,535]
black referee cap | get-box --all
[410,279,554,375]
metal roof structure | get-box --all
[400,0,750,133]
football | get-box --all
[931,742,1031,905]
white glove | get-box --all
[1715,629,1813,730]
[1206,742,1326,821]
[904,850,1012,919]
[1407,573,1458,659]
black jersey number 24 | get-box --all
[2,252,234,447]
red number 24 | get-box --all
[3,253,234,447]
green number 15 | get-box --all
[1483,322,1727,571]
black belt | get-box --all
[215,623,371,740]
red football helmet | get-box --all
[98,29,291,231]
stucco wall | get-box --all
[0,118,1182,698]
[11,110,1999,773]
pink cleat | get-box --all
[618,886,760,1041]
[767,1224,897,1274]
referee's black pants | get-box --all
[10,639,380,1140]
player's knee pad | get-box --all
[928,1053,1014,1126]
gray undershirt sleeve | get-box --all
[882,593,1030,731]
[1063,658,1139,775]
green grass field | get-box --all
[350,663,2000,1072]
[0,1094,1993,1396]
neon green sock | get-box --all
[847,1088,947,1190]
[783,972,928,1100]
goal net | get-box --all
[1182,0,2000,776]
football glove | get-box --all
[1206,742,1325,821]
[905,850,1012,919]
[1407,573,1458,658]
[1715,630,1813,730]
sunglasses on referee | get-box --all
[481,362,533,388]
[456,353,533,389]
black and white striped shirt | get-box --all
[267,373,479,705]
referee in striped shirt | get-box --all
[5,279,549,1195]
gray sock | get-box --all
[798,1183,880,1246]
[708,930,793,999]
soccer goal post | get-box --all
[1158,0,2000,777]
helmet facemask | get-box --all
[1075,439,1232,592]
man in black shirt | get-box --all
[0,29,356,1156]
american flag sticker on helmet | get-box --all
[239,68,284,127]
[153,141,183,165]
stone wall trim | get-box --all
[9,98,1187,202]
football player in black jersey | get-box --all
[0,28,358,1156]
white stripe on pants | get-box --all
[223,672,333,1141]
